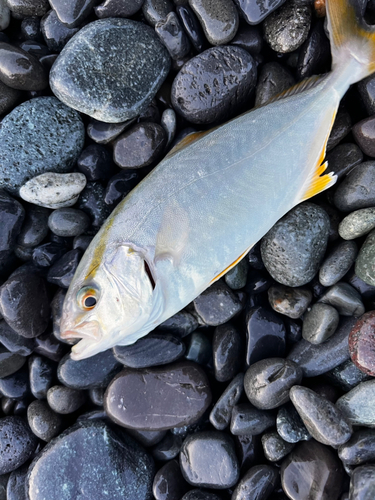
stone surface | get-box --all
[353,115,375,157]
[355,229,375,286]
[188,0,238,45]
[152,432,182,461]
[277,403,311,443]
[209,373,243,430]
[349,311,375,376]
[334,162,375,212]
[181,492,221,500]
[87,117,135,144]
[339,429,375,466]
[0,0,10,30]
[358,73,375,115]
[6,463,28,500]
[176,4,205,53]
[50,18,170,123]
[0,97,84,196]
[142,0,173,26]
[268,285,312,319]
[17,204,50,248]
[193,281,242,326]
[261,432,294,462]
[319,282,365,317]
[230,403,275,436]
[49,0,97,28]
[349,465,375,500]
[158,310,199,338]
[212,323,243,382]
[327,107,352,151]
[48,208,90,237]
[224,257,248,290]
[339,207,375,240]
[47,385,86,414]
[328,359,370,392]
[325,143,363,181]
[95,0,145,18]
[47,248,82,288]
[77,181,112,227]
[41,9,79,53]
[232,464,278,500]
[105,362,211,430]
[155,12,191,60]
[234,0,286,24]
[0,348,25,378]
[27,400,63,441]
[0,320,35,357]
[0,365,30,399]
[336,380,375,427]
[0,42,47,91]
[153,459,189,500]
[296,19,330,79]
[104,170,140,208]
[319,240,358,287]
[77,143,115,182]
[0,417,37,474]
[255,61,295,106]
[6,0,49,16]
[184,332,212,366]
[29,355,55,399]
[0,80,21,115]
[302,303,339,344]
[0,191,24,267]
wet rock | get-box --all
[302,303,339,344]
[327,107,352,151]
[0,349,26,378]
[353,115,375,157]
[0,97,84,196]
[268,285,312,319]
[0,321,35,357]
[17,204,50,248]
[104,170,140,208]
[142,0,173,26]
[336,380,375,427]
[0,416,37,474]
[29,355,55,399]
[319,241,358,287]
[261,203,330,287]
[193,281,242,326]
[358,73,375,115]
[339,208,375,240]
[77,181,112,227]
[152,432,182,461]
[0,366,30,400]
[232,464,278,500]
[127,429,167,448]
[105,361,211,430]
[234,0,286,24]
[26,420,154,500]
[153,460,190,500]
[21,16,42,41]
[158,310,199,338]
[339,429,375,466]
[27,400,63,441]
[48,208,90,237]
[255,61,295,106]
[326,143,363,181]
[328,359,370,392]
[47,248,82,288]
[87,117,135,144]
[171,46,257,125]
[0,42,47,91]
[47,385,86,414]
[0,0,10,30]
[33,332,65,363]
[6,0,49,17]
[224,258,249,290]
[155,12,191,60]
[296,19,330,79]
[261,432,294,462]
[6,463,28,500]
[32,241,67,268]
[189,0,238,45]
[176,5,205,52]
[180,431,239,488]
[349,311,375,376]
[41,9,79,52]
[209,373,243,430]
[50,18,171,122]
[319,282,365,316]
[181,492,221,500]
[349,465,375,500]
[0,80,21,116]
[212,323,243,382]
[49,0,97,28]
[230,403,275,436]
[244,358,302,410]
[230,22,263,56]
[334,162,375,212]
[0,191,24,266]
[276,403,311,443]
[184,332,212,365]
[95,0,144,18]
[77,144,115,182]
[355,229,375,286]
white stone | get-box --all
[0,0,10,30]
[19,172,87,209]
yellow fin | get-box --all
[210,245,253,284]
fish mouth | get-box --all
[60,321,102,342]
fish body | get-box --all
[61,0,375,359]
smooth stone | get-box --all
[47,248,82,288]
[161,108,176,147]
[184,332,212,366]
[21,16,42,40]
[180,431,239,488]
[155,12,191,60]
[127,429,167,448]
[0,273,49,338]
[319,240,358,286]
[29,355,55,399]
[32,241,67,268]
[234,0,286,24]
[152,432,182,461]
[232,464,278,500]
[349,311,375,376]
[334,162,375,212]
[319,282,365,316]
[18,40,49,59]
[113,122,167,168]
[89,387,104,406]
[277,403,311,443]
[188,0,238,45]
[87,117,135,144]
[49,0,97,28]
[142,0,173,26]
[113,332,185,368]
[224,258,249,290]
[245,306,286,366]
[193,281,242,326]
[255,61,295,106]
[336,380,375,427]
[95,0,144,18]
[105,362,211,430]
[268,285,312,319]
[339,208,375,240]
[41,9,80,52]
[281,440,344,500]
[50,18,170,123]
[34,332,65,363]
[14,244,33,262]
[48,208,90,237]
[77,181,111,227]
[296,19,330,79]
[339,429,375,466]
[0,42,47,91]
[6,0,49,16]
[158,310,199,338]
[176,5,205,52]
[26,420,154,500]
[20,172,87,209]
[326,143,363,181]
[6,463,28,500]
[290,385,352,447]
[261,203,330,287]
[0,417,37,474]
[212,323,243,382]
[287,317,357,377]
[261,432,295,462]
[153,460,190,500]
[0,97,84,196]
[104,170,140,208]
[230,403,275,436]
[302,303,339,344]
[0,80,21,115]
[27,400,62,441]
[73,234,93,252]
[77,143,115,182]
[209,373,244,430]
[244,358,302,410]
[349,465,375,500]
[327,107,352,151]
[181,492,221,500]
[0,0,10,30]
[47,385,86,414]
[58,350,121,389]
[171,46,257,125]
[0,349,25,378]
[353,116,375,157]
[328,359,370,392]
[358,73,375,115]
[0,191,24,265]
[0,366,30,399]
[355,229,375,286]
[0,320,34,357]
[17,204,50,248]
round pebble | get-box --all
[334,162,375,212]
[336,380,375,427]
[0,416,37,474]
[27,400,63,441]
[319,240,358,286]
[47,385,86,414]
[209,373,243,430]
[302,303,339,344]
[212,323,243,382]
[193,281,242,326]
[48,208,91,237]
[230,403,275,436]
[0,42,47,91]
[261,432,295,462]
[349,465,375,500]
[232,464,278,500]
[188,0,238,45]
[339,429,375,466]
[319,282,365,317]
[268,285,312,319]
[339,207,375,239]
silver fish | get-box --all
[60,0,375,359]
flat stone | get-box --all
[349,465,375,500]
[353,115,375,157]
[6,0,49,17]
[349,311,375,376]
[209,373,244,430]
[0,416,37,474]
[334,162,375,212]
[255,61,295,106]
[319,240,358,286]
[302,303,339,344]
[230,403,275,435]
[95,0,145,18]
[27,400,63,441]
[327,359,370,391]
[336,380,375,427]
[50,18,170,123]
[188,0,238,45]
[319,282,365,316]
[0,42,47,91]
[232,465,278,500]
[276,403,311,443]
[0,97,84,196]
[193,281,242,326]
[261,432,295,462]
[47,385,86,414]
[268,285,312,319]
[48,208,90,237]
[355,229,375,286]
[142,0,173,26]
[0,0,10,30]
[212,323,243,382]
[339,429,375,466]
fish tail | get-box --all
[327,0,375,84]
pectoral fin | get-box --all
[155,201,190,265]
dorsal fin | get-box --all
[164,130,210,160]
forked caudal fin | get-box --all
[327,0,375,84]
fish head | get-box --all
[60,243,157,360]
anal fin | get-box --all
[210,245,253,284]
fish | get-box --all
[60,0,375,360]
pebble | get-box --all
[193,281,242,326]
[153,460,190,500]
[296,18,331,79]
[77,181,112,227]
[334,162,375,212]
[113,332,185,368]
[353,116,375,157]
[6,0,49,17]
[155,12,191,60]
[50,18,170,123]
[234,0,286,24]
[0,366,30,399]
[355,229,375,286]
[18,39,49,59]
[290,385,352,447]
[58,350,121,389]
[0,272,49,338]
[261,203,330,287]
[49,0,96,28]
[40,9,79,53]
[0,320,35,357]
[0,191,24,267]
[224,258,248,290]
[105,361,211,430]
[358,73,375,115]
[104,170,140,207]
[232,464,278,500]
[171,46,257,125]
[287,317,357,377]
[47,248,82,288]
[142,0,174,26]
[176,5,205,53]
[327,107,352,151]
[32,241,66,268]
[0,349,25,378]
[349,465,375,500]
[6,463,28,500]
[34,331,65,363]
[0,42,47,91]
[77,144,115,182]
[26,420,155,500]
[0,416,37,474]
[302,303,340,344]
[0,0,10,30]
[158,310,199,338]
[328,359,370,392]
[47,385,86,414]
[349,311,375,376]
[127,429,167,448]
[48,208,90,237]
[255,61,295,106]
[21,16,42,41]
[339,429,375,466]
[184,332,212,365]
[113,122,167,168]
[29,355,55,399]
[95,0,145,18]
[230,403,275,436]
[0,97,84,196]
[209,373,244,430]
[319,241,358,286]
[212,323,243,382]
[27,400,63,441]
[277,403,311,443]
[152,432,182,461]
[87,117,135,144]
[0,80,21,116]
[281,440,344,500]
[326,143,363,181]
[188,0,238,45]
[261,432,295,462]
[339,207,375,240]
[268,285,312,319]
[17,204,50,248]
[180,431,239,488]
[244,358,302,410]
[319,282,365,316]
[336,380,375,427]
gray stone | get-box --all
[319,282,365,316]
[302,303,339,344]
[50,18,170,123]
[328,360,371,392]
[0,80,21,116]
[49,0,98,28]
[339,429,375,466]
[261,432,295,462]
[48,208,90,237]
[0,0,10,30]
[234,0,287,25]
[6,0,49,17]
[319,240,358,286]
[230,403,275,435]
[334,162,375,212]
[95,0,145,18]
[189,0,238,45]
[0,416,37,475]
[155,12,191,60]
[17,205,50,248]
[212,323,243,382]
[231,465,279,500]
[261,202,330,287]
[277,403,311,443]
[27,400,63,441]
[224,257,248,290]
[349,465,375,500]
[0,97,84,195]
[0,348,26,378]
[209,373,243,430]
[193,281,242,326]
[255,61,295,106]
[142,0,173,26]
[339,207,375,240]
[47,385,86,414]
[268,285,312,318]
[41,9,80,53]
[325,143,363,181]
[336,380,375,427]
[355,229,375,286]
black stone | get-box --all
[27,399,63,441]
[49,0,97,28]
[18,40,50,59]
[78,181,112,228]
[325,143,363,181]
[232,465,278,500]
[209,373,244,430]
[188,0,238,45]
[152,432,183,461]
[77,144,115,182]
[245,269,274,294]
[6,463,28,500]
[193,281,242,326]
[48,208,90,238]
[0,191,25,266]
[234,0,286,24]
[328,359,371,391]
[6,0,49,17]
[47,249,82,288]
[0,417,37,475]
[181,492,221,500]
[40,9,79,52]
[339,429,375,466]
[153,459,190,500]
[0,320,35,357]
[0,80,22,116]
[184,332,212,366]
[176,5,205,52]
[95,0,145,18]
[142,0,174,26]
[21,17,42,41]
[318,282,365,316]
[357,73,375,115]
[297,20,331,79]
[32,242,67,268]
[230,403,275,436]
[126,429,167,448]
[0,42,47,91]
[47,385,86,414]
[33,331,68,362]
[155,12,191,60]
[89,387,105,407]
[18,204,50,249]
[0,366,30,400]
[276,403,311,443]
[158,310,199,338]
[349,465,375,500]
[104,170,140,208]
[255,61,295,106]
[353,115,375,157]
[29,355,55,399]
[0,348,26,378]
[327,107,352,151]
[212,323,243,382]
[87,117,136,144]
[261,432,295,462]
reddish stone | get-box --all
[349,311,375,376]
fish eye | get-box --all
[78,287,98,310]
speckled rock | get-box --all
[142,0,173,26]
[26,420,155,500]
[233,0,287,24]
[319,240,358,286]
[6,0,49,17]
[336,380,375,427]
[355,229,375,286]
[0,416,37,474]
[49,0,97,28]
[0,97,84,196]
[261,203,330,287]
[50,18,170,123]
[193,281,242,326]
[349,311,375,376]
[334,162,375,212]
[339,429,375,466]
[302,303,339,344]
[268,285,312,318]
[188,0,238,45]
[339,207,375,240]
[319,282,365,317]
